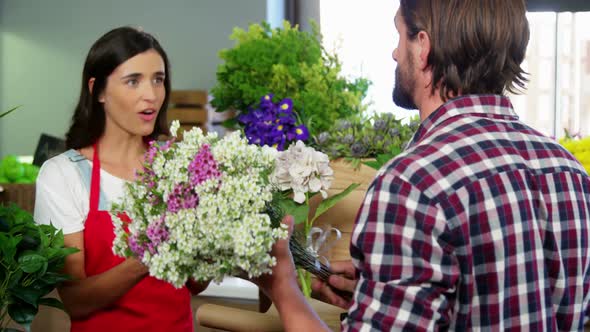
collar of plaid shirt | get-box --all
[408,94,518,149]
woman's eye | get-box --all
[126,79,139,87]
[153,77,165,85]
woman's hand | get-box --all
[311,260,357,309]
[58,232,151,319]
[186,279,210,295]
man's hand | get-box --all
[254,215,299,301]
[251,215,332,331]
[311,260,357,309]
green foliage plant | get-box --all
[210,21,370,136]
[0,204,78,332]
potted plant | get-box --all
[1,108,77,332]
[210,21,370,137]
[0,204,77,332]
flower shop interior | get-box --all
[1,0,590,331]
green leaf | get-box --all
[0,234,22,264]
[18,253,47,273]
[312,183,360,223]
[0,215,10,232]
[7,302,37,332]
[34,260,48,278]
[8,269,23,288]
[39,271,72,285]
[362,160,382,170]
[9,286,42,307]
[38,297,65,311]
[221,117,239,129]
[376,153,393,166]
[278,199,310,225]
[389,146,402,156]
[40,247,58,260]
[0,106,20,119]
[16,234,40,255]
[53,247,79,261]
[50,229,64,249]
[8,224,26,236]
[38,227,49,248]
[28,281,55,298]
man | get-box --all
[258,1,590,330]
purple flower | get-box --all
[341,134,355,144]
[294,125,309,141]
[350,142,368,157]
[316,132,330,145]
[241,94,308,150]
[277,115,296,125]
[259,94,274,109]
[129,233,146,259]
[167,144,222,213]
[145,216,169,255]
[277,98,293,114]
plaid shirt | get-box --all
[344,95,590,331]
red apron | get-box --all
[71,144,193,332]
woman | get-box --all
[34,27,208,331]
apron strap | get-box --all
[64,148,109,212]
[90,143,102,212]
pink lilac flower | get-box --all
[145,216,169,255]
[128,233,146,259]
[166,145,222,213]
[167,184,198,213]
[188,145,221,186]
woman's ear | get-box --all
[88,77,95,95]
[88,78,105,103]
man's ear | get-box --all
[416,31,431,70]
[88,78,105,103]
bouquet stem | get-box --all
[297,269,312,298]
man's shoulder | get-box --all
[381,116,587,199]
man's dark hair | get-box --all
[399,0,530,101]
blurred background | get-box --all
[1,1,589,330]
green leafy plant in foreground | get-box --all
[0,204,78,332]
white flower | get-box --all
[271,140,334,203]
[170,120,180,138]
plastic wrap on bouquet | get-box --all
[290,225,341,281]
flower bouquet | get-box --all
[111,121,357,292]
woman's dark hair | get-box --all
[66,26,171,149]
[399,0,530,101]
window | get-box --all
[510,12,590,138]
[319,2,590,138]
[319,0,418,122]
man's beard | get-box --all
[392,64,418,110]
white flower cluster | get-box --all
[111,122,287,288]
[271,140,334,203]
